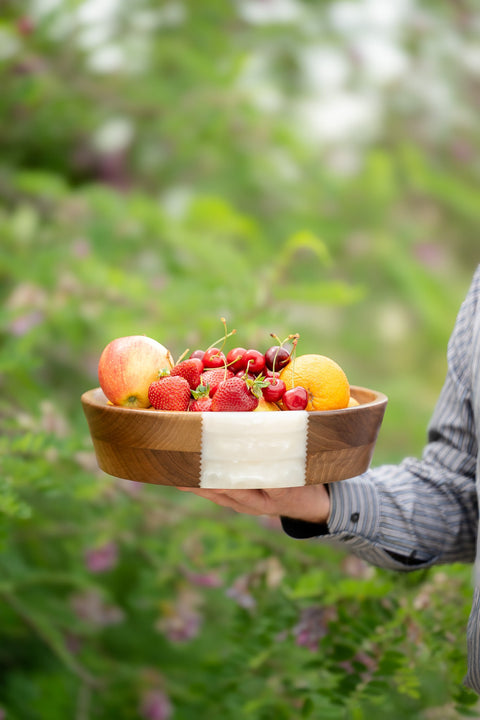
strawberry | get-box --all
[201,367,234,397]
[189,396,213,412]
[170,357,203,389]
[189,384,212,412]
[148,376,191,411]
[210,376,261,412]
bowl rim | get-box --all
[81,385,388,418]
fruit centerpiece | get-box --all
[81,322,387,489]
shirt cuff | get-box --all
[281,475,380,541]
[327,474,380,540]
[280,516,330,538]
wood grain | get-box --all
[81,386,387,488]
[92,439,202,486]
[304,387,387,484]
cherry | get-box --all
[264,345,291,372]
[235,370,256,381]
[190,349,205,361]
[203,347,226,368]
[189,356,204,373]
[262,377,286,403]
[265,368,281,379]
[283,386,309,411]
[203,317,237,368]
[244,348,266,375]
[226,347,247,371]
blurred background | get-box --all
[0,0,479,718]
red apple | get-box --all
[98,335,173,408]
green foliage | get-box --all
[1,1,479,718]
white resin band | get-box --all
[199,411,308,489]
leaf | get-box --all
[272,230,330,282]
[247,647,272,670]
[301,697,314,717]
[0,477,32,520]
[284,569,328,599]
[0,591,99,687]
[330,643,357,662]
[273,280,365,306]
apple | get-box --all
[98,335,173,407]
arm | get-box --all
[181,267,480,572]
[299,267,479,571]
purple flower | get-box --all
[9,310,44,336]
[64,632,83,655]
[139,689,173,720]
[72,238,91,258]
[185,570,222,588]
[450,139,473,164]
[70,590,125,627]
[413,242,447,271]
[157,610,202,643]
[225,573,256,610]
[0,707,6,720]
[293,606,336,652]
[84,542,118,573]
[156,589,203,643]
[339,650,377,680]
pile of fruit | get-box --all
[97,322,355,413]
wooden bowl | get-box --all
[81,386,387,489]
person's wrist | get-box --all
[280,485,331,539]
[285,484,331,525]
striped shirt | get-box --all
[282,263,480,692]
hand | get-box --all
[177,484,331,524]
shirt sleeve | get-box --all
[282,265,480,572]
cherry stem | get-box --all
[269,332,300,374]
[206,317,237,352]
[272,348,280,375]
[175,348,190,365]
[290,335,299,386]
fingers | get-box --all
[176,484,330,524]
[176,487,270,515]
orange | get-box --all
[279,353,350,411]
[254,396,281,412]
